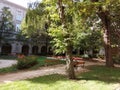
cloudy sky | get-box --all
[7,0,41,8]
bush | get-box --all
[17,55,39,69]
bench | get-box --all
[73,57,85,69]
[73,61,85,68]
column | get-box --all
[11,43,16,55]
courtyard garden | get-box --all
[0,0,120,90]
[0,55,66,74]
[0,65,120,90]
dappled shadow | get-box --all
[27,74,68,84]
[77,65,120,83]
[27,65,120,85]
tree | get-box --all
[76,0,120,67]
[0,7,14,31]
[0,7,14,44]
[23,0,85,79]
[90,0,120,67]
[43,0,89,79]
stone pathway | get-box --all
[0,61,105,83]
[0,60,17,69]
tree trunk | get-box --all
[57,0,76,79]
[90,0,114,67]
[98,11,114,67]
[66,45,76,79]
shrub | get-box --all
[17,55,39,69]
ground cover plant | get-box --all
[0,65,120,90]
[0,55,17,60]
[0,56,65,74]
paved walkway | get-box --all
[0,61,105,83]
[0,60,17,68]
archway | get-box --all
[1,43,12,55]
[48,47,53,55]
[32,46,39,55]
[22,45,29,55]
[41,46,47,55]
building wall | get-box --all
[0,0,26,32]
[0,0,27,55]
[0,0,52,55]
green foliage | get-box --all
[0,56,65,74]
[0,7,15,44]
[0,7,14,31]
[0,55,17,60]
[21,3,49,45]
[49,26,66,54]
[16,55,39,69]
[0,65,17,74]
[78,30,102,51]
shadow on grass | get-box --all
[27,65,120,84]
[77,65,120,83]
[27,74,68,84]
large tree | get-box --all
[23,0,85,79]
[90,0,120,67]
[76,0,120,67]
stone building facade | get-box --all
[0,0,52,55]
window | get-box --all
[16,10,22,21]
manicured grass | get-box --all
[37,56,65,66]
[0,65,18,74]
[0,56,65,74]
[0,66,120,90]
[79,65,120,83]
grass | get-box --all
[0,56,65,74]
[0,65,120,90]
[79,65,120,83]
[0,55,17,60]
[30,56,65,70]
[0,65,18,74]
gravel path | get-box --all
[0,61,105,83]
[0,64,66,83]
[0,60,17,69]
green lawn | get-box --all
[0,56,65,74]
[0,65,120,90]
[0,55,17,60]
[0,65,18,74]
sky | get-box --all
[7,0,41,8]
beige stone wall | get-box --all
[0,0,27,55]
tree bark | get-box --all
[66,45,76,79]
[57,0,76,79]
[98,11,114,67]
[90,0,114,67]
